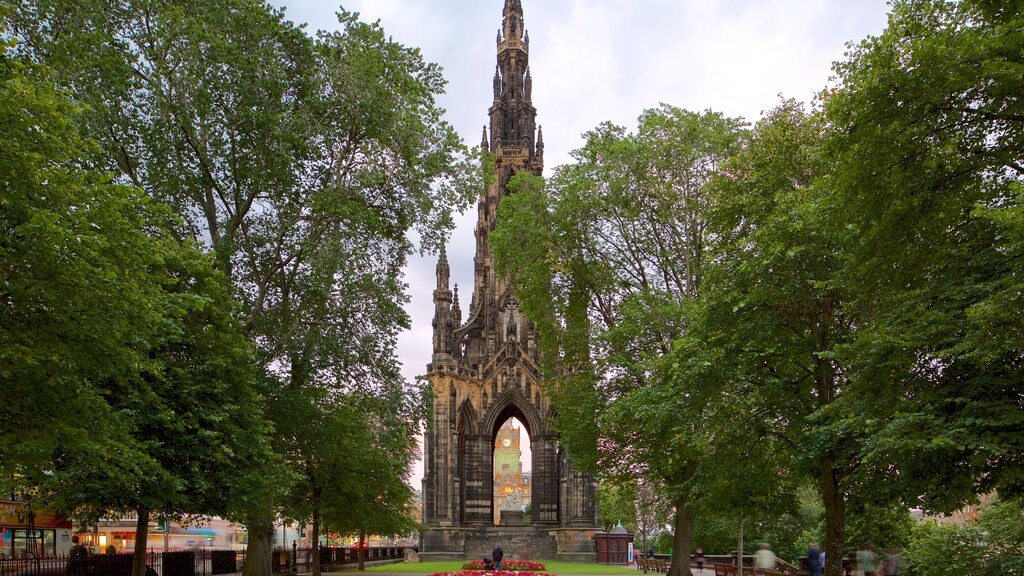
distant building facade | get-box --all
[493,421,531,524]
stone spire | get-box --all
[452,283,463,327]
[435,244,450,290]
[502,0,525,42]
[454,0,543,372]
[491,0,538,158]
[432,245,453,358]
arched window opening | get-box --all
[492,417,531,525]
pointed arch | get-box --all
[456,399,478,436]
[483,387,544,440]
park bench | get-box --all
[714,563,737,576]
[638,557,669,573]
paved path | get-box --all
[322,569,716,576]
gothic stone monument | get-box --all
[420,0,599,563]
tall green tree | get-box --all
[494,106,745,576]
[682,99,863,576]
[274,387,419,575]
[12,3,477,575]
[0,28,273,576]
[823,0,1024,510]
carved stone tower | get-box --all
[420,0,598,562]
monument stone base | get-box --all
[421,525,596,562]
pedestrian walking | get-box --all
[807,543,822,576]
[883,549,904,576]
[755,543,777,571]
[857,545,878,576]
[694,547,706,573]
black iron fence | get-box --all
[273,545,407,574]
[0,546,408,576]
[0,550,240,576]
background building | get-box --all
[493,421,531,524]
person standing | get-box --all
[755,543,777,572]
[492,545,504,571]
[66,535,90,576]
[807,543,822,576]
[694,548,706,573]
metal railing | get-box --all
[273,545,407,574]
[0,545,409,576]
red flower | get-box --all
[436,565,557,569]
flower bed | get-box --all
[460,560,547,571]
[432,572,555,576]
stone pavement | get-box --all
[321,568,715,576]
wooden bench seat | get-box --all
[714,563,738,576]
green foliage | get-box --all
[844,502,914,554]
[10,3,477,574]
[691,487,823,561]
[652,531,675,554]
[902,500,1024,576]
[494,106,746,576]
[0,27,272,532]
[598,479,638,532]
[977,498,1024,576]
[824,0,1024,509]
[903,522,986,576]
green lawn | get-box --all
[334,560,639,575]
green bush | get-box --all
[904,499,1024,576]
[845,502,915,553]
[652,531,675,554]
[977,499,1024,576]
[904,522,986,576]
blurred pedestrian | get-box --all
[807,543,822,576]
[883,549,904,576]
[857,545,878,576]
[755,543,777,571]
[694,547,706,572]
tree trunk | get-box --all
[737,510,744,576]
[131,508,149,576]
[667,496,695,576]
[358,528,367,571]
[311,504,321,576]
[820,455,845,576]
[242,504,275,576]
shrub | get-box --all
[904,521,985,576]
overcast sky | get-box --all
[274,0,894,486]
